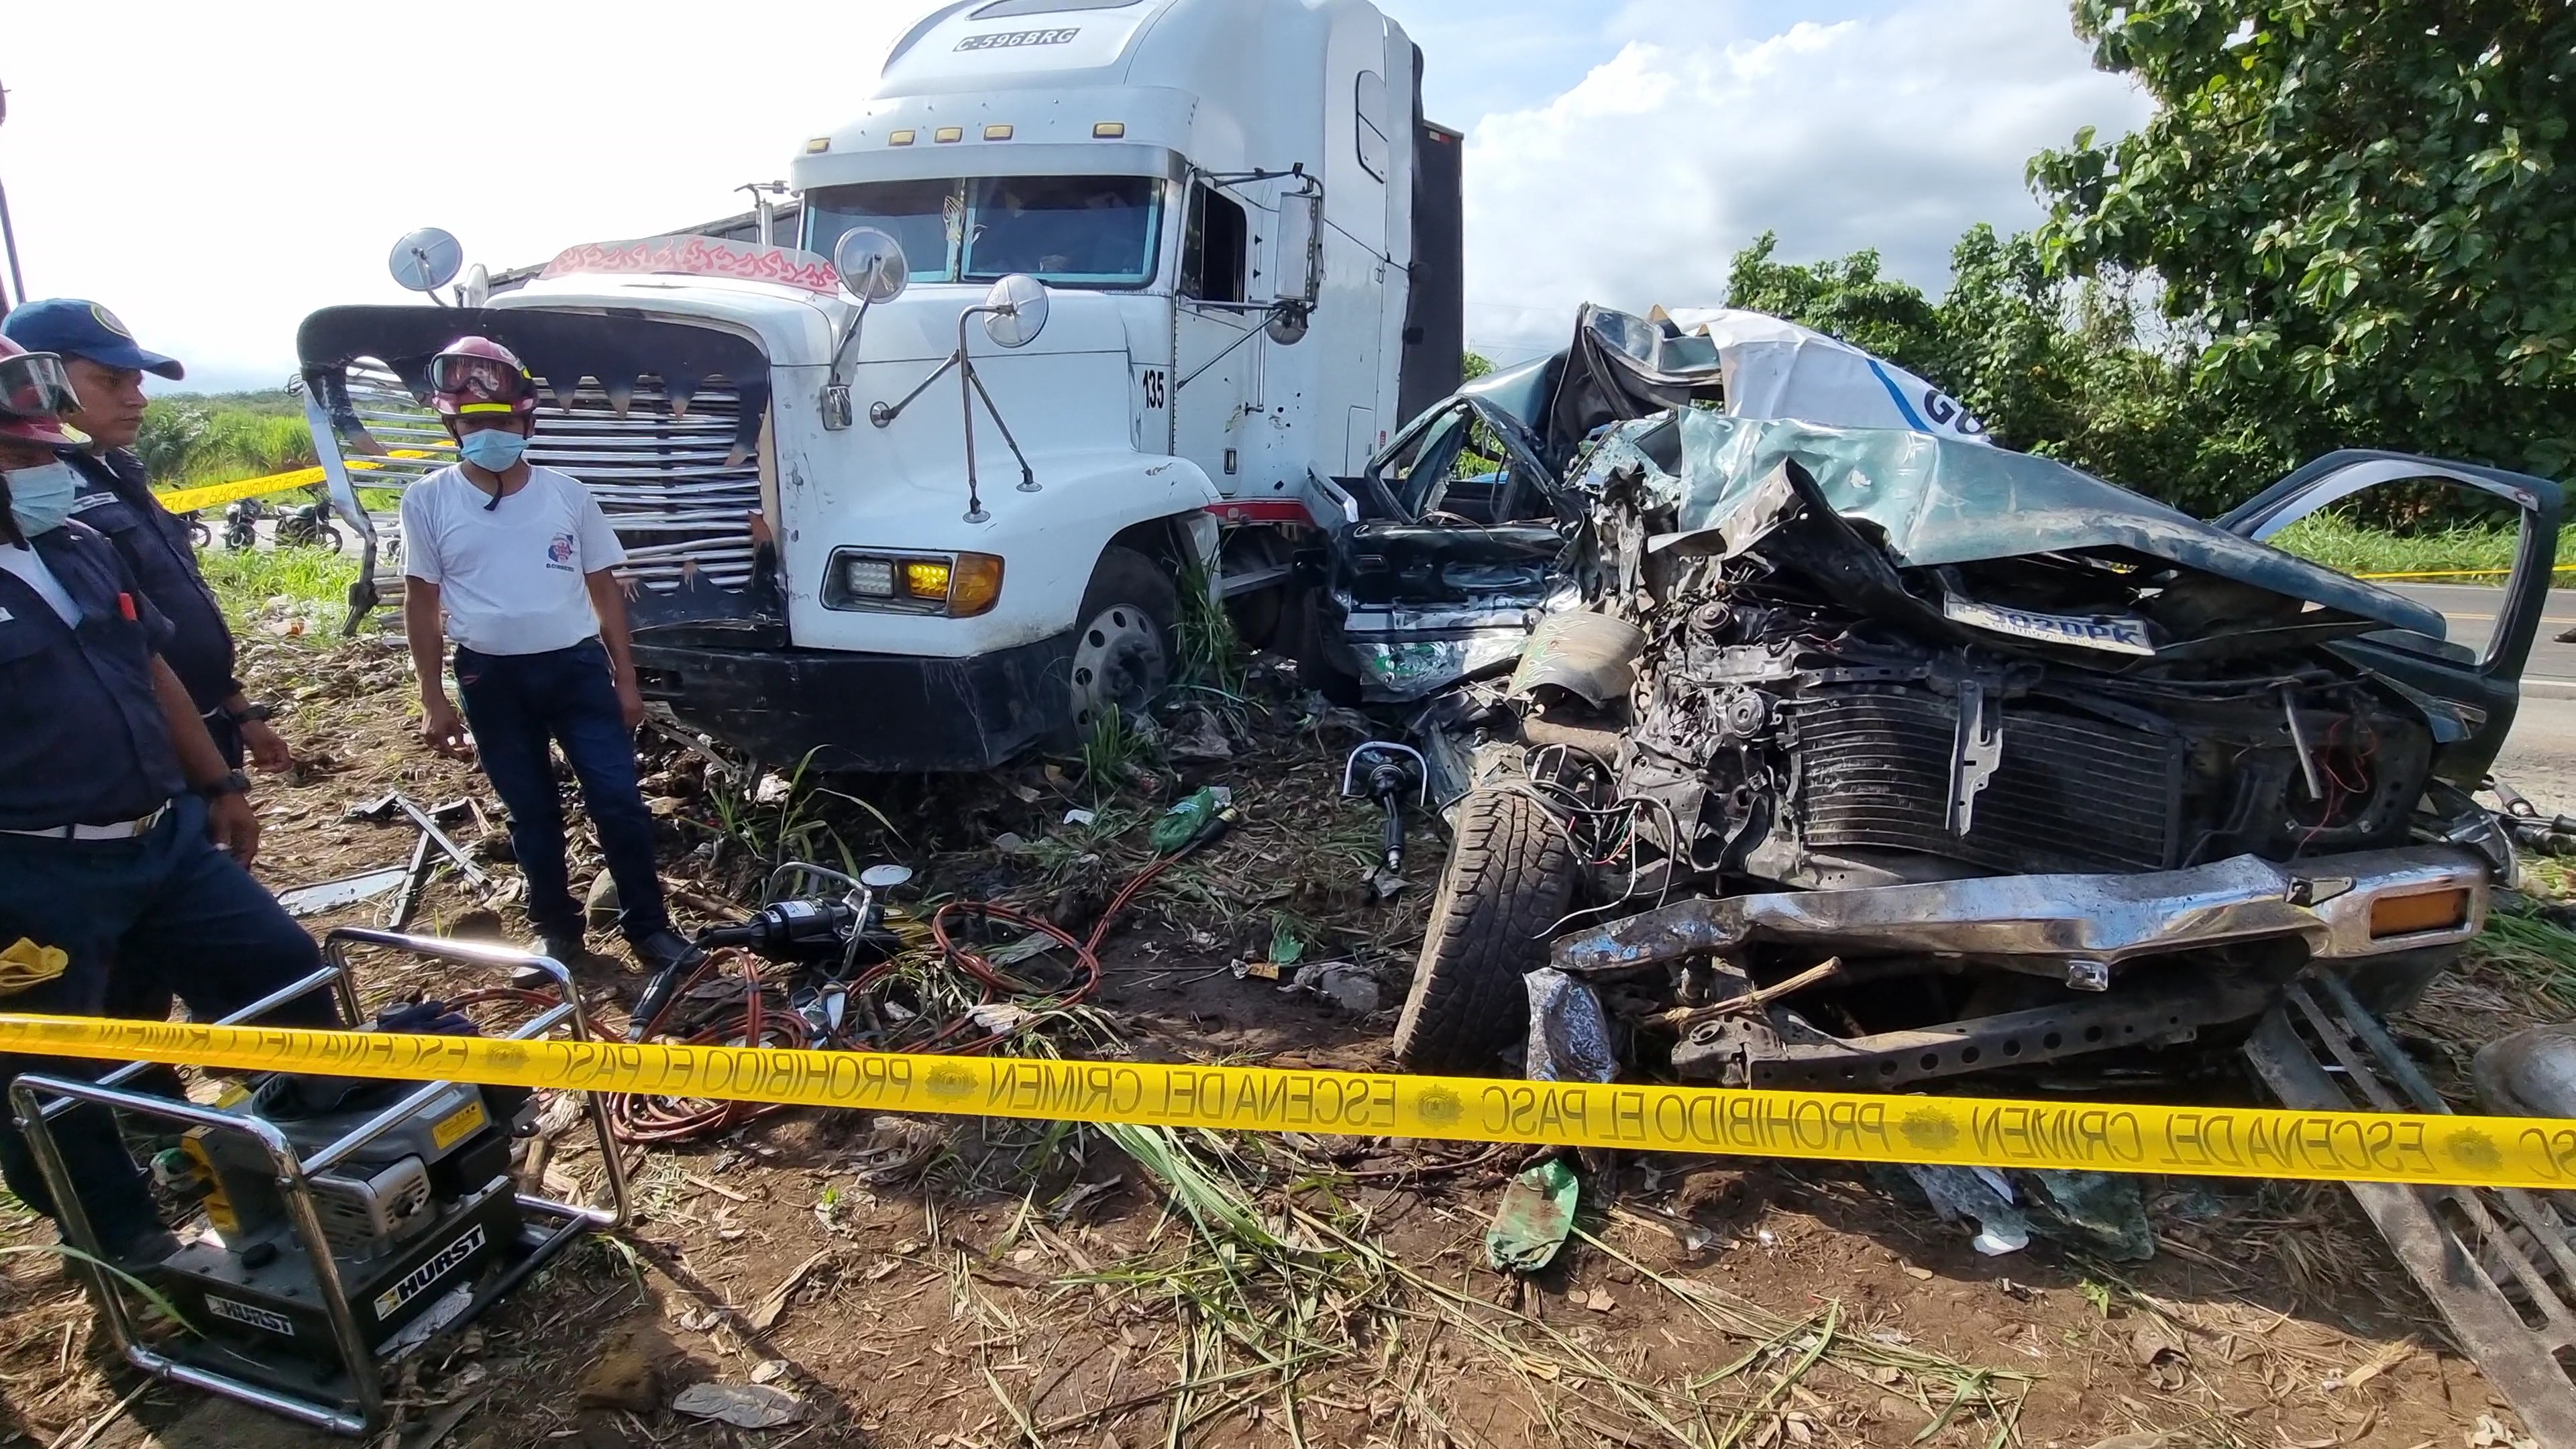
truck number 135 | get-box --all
[1140,369,1167,409]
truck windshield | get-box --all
[804,176,1163,288]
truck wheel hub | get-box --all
[1070,604,1167,730]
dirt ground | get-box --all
[0,630,2554,1449]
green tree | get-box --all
[2031,1,2576,478]
[1461,350,1493,382]
[1726,227,2284,515]
[1723,233,1947,373]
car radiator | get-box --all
[1785,690,2183,873]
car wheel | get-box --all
[1068,545,1177,735]
[1392,786,1577,1074]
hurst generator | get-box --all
[10,929,629,1435]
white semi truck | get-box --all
[297,0,1462,770]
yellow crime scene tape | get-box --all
[4,1015,2573,1190]
[153,450,443,515]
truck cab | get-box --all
[297,0,1461,770]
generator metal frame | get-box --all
[9,928,631,1436]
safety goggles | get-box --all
[0,350,76,422]
[427,352,529,402]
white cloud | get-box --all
[1457,0,2149,362]
[0,0,2143,391]
[0,1,914,393]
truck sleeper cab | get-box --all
[296,0,1461,773]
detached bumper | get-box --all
[1550,847,2491,1091]
[1553,847,2491,977]
[631,631,1075,772]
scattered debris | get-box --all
[1900,1165,2031,1256]
[669,1380,804,1429]
[2022,1170,2155,1262]
[2473,1022,2576,1116]
[747,1248,837,1332]
[274,863,412,918]
[1486,1158,1580,1273]
[1283,961,1381,1015]
[1522,968,1615,1084]
[2248,985,2576,1444]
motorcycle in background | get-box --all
[275,500,344,552]
[221,498,265,551]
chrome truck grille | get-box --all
[339,365,759,594]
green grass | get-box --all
[195,547,358,635]
[138,393,317,489]
[1175,562,1247,698]
[2270,510,2576,584]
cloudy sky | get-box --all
[1,0,2145,392]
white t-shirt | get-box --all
[0,541,81,625]
[400,464,627,656]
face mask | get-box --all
[457,429,529,472]
[3,461,79,538]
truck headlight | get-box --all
[824,549,1004,617]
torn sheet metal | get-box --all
[2246,985,2576,1446]
[1507,612,1646,708]
[1902,1165,2030,1255]
[1653,305,1992,443]
[1340,611,1541,700]
[1551,846,2490,977]
[1654,411,2444,639]
[2474,1024,2576,1118]
[1523,969,1617,1085]
[274,866,413,920]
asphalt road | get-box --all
[2385,582,2576,814]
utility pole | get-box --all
[0,78,24,315]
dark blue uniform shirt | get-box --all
[63,447,239,712]
[0,521,185,829]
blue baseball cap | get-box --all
[0,299,184,380]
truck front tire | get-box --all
[1069,546,1177,733]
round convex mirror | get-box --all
[980,274,1049,348]
[388,228,464,293]
[832,227,910,305]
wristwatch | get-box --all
[195,769,252,800]
[225,702,276,724]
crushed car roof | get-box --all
[1634,409,2450,641]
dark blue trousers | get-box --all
[0,794,331,1251]
[452,638,672,945]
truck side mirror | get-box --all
[833,227,910,305]
[822,229,911,429]
[1272,190,1322,309]
[980,274,1049,348]
[388,227,464,296]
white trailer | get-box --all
[299,0,1462,769]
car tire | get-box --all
[1392,786,1576,1074]
[1068,545,1177,735]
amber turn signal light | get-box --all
[947,552,1004,616]
[2369,888,2469,938]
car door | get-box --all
[2218,449,2565,785]
[1321,397,1571,700]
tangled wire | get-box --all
[598,849,1197,1144]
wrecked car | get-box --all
[1384,307,2561,1090]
